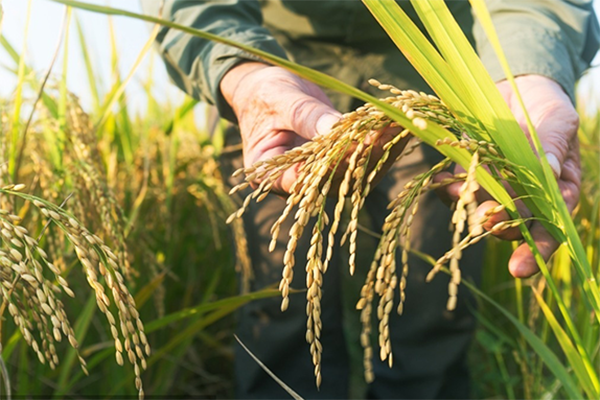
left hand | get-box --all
[436,75,581,278]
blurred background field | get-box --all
[0,0,598,398]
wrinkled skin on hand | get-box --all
[435,75,581,278]
[220,62,409,195]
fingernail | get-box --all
[546,153,561,179]
[316,113,341,137]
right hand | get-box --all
[220,62,410,195]
[434,75,581,278]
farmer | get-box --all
[142,1,599,398]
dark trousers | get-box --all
[220,126,483,399]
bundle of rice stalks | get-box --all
[0,185,149,398]
[1,88,150,398]
[227,81,520,385]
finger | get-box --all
[375,125,405,158]
[432,166,493,207]
[244,128,309,196]
[284,94,342,140]
[558,137,581,213]
[498,76,577,179]
[279,161,302,195]
[537,104,579,178]
[474,200,521,241]
[433,171,460,206]
[508,221,559,278]
[538,118,577,179]
[474,196,537,241]
[364,126,411,187]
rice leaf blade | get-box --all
[532,288,600,398]
[462,279,582,399]
[9,0,33,179]
[144,288,282,333]
[409,0,541,172]
[55,293,97,396]
[469,0,600,322]
[75,14,101,113]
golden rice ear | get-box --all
[63,101,133,283]
[0,181,150,398]
[34,199,149,391]
[226,84,482,385]
[225,82,529,388]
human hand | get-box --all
[220,62,409,195]
[436,75,580,278]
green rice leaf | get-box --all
[532,288,600,398]
[469,0,600,322]
[144,288,282,333]
[75,14,101,113]
[462,279,582,399]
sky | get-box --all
[0,0,599,115]
[0,0,184,115]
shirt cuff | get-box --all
[206,36,289,122]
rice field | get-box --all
[0,0,598,399]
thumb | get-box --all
[517,76,577,180]
[285,94,341,140]
[538,119,575,179]
[544,153,562,180]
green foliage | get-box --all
[0,10,252,396]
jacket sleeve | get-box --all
[473,0,600,102]
[140,0,288,122]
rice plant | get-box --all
[3,0,598,398]
[0,4,259,397]
[226,81,524,384]
[0,120,149,398]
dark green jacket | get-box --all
[143,0,599,121]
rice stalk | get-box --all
[0,186,149,399]
[227,82,519,385]
[64,97,132,281]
